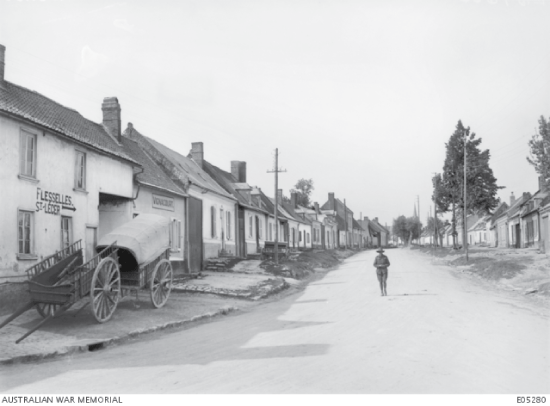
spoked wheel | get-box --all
[90,257,121,323]
[150,259,173,309]
[36,303,61,318]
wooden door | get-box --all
[188,196,203,272]
[543,216,549,253]
[85,227,97,262]
[255,216,260,253]
[238,208,245,257]
[515,224,521,248]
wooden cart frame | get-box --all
[0,235,173,344]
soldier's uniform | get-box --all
[373,249,390,296]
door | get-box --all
[321,224,326,249]
[238,208,245,257]
[543,216,549,253]
[255,216,260,253]
[188,196,203,272]
[515,224,521,248]
[85,227,97,262]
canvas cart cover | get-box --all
[96,214,170,266]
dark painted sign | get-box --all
[36,187,76,215]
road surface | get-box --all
[1,249,549,394]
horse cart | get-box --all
[0,214,174,343]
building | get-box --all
[0,45,139,282]
[507,192,531,248]
[519,176,549,249]
[123,127,238,271]
[119,135,187,271]
[199,157,271,258]
[321,193,356,248]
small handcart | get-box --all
[0,214,174,343]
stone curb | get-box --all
[0,306,239,366]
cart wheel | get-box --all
[36,303,60,318]
[150,259,173,309]
[90,257,120,323]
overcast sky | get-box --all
[1,0,549,227]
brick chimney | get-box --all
[277,189,283,203]
[510,192,515,206]
[328,192,335,209]
[231,161,247,182]
[191,142,204,168]
[291,192,297,208]
[314,202,319,213]
[0,44,6,89]
[102,97,122,142]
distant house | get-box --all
[321,193,356,248]
[285,192,313,249]
[467,215,491,246]
[356,218,374,248]
[520,176,549,249]
[456,214,480,247]
[488,201,509,247]
[199,157,271,258]
[507,192,531,248]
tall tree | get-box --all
[526,115,550,179]
[392,215,422,246]
[290,178,314,206]
[437,120,502,249]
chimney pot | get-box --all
[277,189,283,203]
[191,142,204,168]
[328,192,335,210]
[510,192,516,205]
[102,97,122,142]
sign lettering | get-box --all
[152,194,175,211]
[35,187,76,215]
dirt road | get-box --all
[1,249,548,394]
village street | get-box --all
[1,249,548,394]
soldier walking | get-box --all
[373,248,390,296]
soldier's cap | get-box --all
[376,248,385,253]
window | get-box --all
[259,218,263,239]
[18,210,34,255]
[210,206,216,238]
[20,130,37,178]
[269,223,273,241]
[307,233,310,243]
[169,218,182,252]
[61,217,72,249]
[226,212,231,240]
[75,151,86,190]
[249,216,253,237]
[299,231,302,242]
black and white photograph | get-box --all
[0,0,549,402]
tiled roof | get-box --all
[120,137,186,197]
[490,202,509,224]
[507,193,531,218]
[281,202,308,224]
[0,81,136,164]
[202,160,268,214]
[143,136,235,200]
[261,193,289,221]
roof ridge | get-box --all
[6,81,80,114]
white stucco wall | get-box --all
[188,187,236,259]
[0,116,134,281]
[132,186,186,259]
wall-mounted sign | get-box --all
[35,187,76,215]
[152,194,175,211]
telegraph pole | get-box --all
[267,148,286,264]
[463,131,469,261]
[432,173,439,248]
[344,199,348,249]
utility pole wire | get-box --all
[267,148,286,265]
